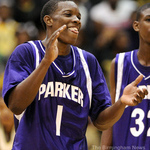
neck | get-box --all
[138,43,150,66]
[57,42,71,56]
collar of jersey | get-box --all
[38,40,76,78]
[131,50,150,80]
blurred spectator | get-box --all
[13,0,44,29]
[0,72,3,93]
[95,30,130,87]
[89,0,138,65]
[136,0,150,6]
[0,96,15,150]
[90,0,137,30]
[0,0,19,74]
[88,0,102,7]
[15,21,39,45]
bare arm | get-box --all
[8,25,67,115]
[93,60,148,131]
[100,58,116,149]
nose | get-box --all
[72,15,81,25]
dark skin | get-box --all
[42,1,81,57]
[135,8,150,66]
[101,7,150,150]
[7,1,148,131]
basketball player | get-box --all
[101,3,150,150]
[2,0,147,150]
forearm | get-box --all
[8,58,52,115]
[93,99,126,131]
[101,128,113,150]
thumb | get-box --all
[131,74,144,86]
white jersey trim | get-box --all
[14,111,25,122]
[28,41,40,68]
[77,48,92,109]
[39,41,76,78]
[115,52,125,102]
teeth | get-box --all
[69,27,78,31]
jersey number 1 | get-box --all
[56,105,63,136]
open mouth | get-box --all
[68,27,79,34]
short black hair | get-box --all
[40,0,74,30]
[136,3,150,21]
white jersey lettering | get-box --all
[39,81,84,107]
[55,82,63,97]
[44,82,54,98]
[71,85,78,103]
[63,83,71,99]
[39,84,46,100]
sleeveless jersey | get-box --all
[113,50,150,150]
[2,40,111,150]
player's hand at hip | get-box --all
[120,74,148,106]
[44,25,67,63]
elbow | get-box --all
[7,89,25,115]
[8,98,25,115]
[9,104,24,115]
[93,121,110,131]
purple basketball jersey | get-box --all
[113,50,150,149]
[3,40,111,150]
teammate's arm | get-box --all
[93,60,148,131]
[100,58,115,150]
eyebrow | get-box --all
[145,15,150,17]
[62,9,81,16]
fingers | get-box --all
[121,75,148,107]
[142,87,148,95]
[50,25,67,44]
[58,24,67,33]
[133,87,148,105]
[131,74,144,86]
[55,24,67,37]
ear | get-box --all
[133,21,139,32]
[43,15,53,27]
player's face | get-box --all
[51,1,81,45]
[138,8,150,43]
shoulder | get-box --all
[74,46,97,60]
[7,41,36,68]
[10,42,34,61]
[75,46,98,65]
[74,46,103,76]
[90,1,107,13]
[11,42,32,55]
[115,50,133,64]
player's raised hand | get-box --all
[44,25,67,63]
[120,74,148,106]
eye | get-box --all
[63,11,81,20]
[145,18,150,22]
[64,13,72,17]
[64,12,72,17]
[77,15,81,20]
